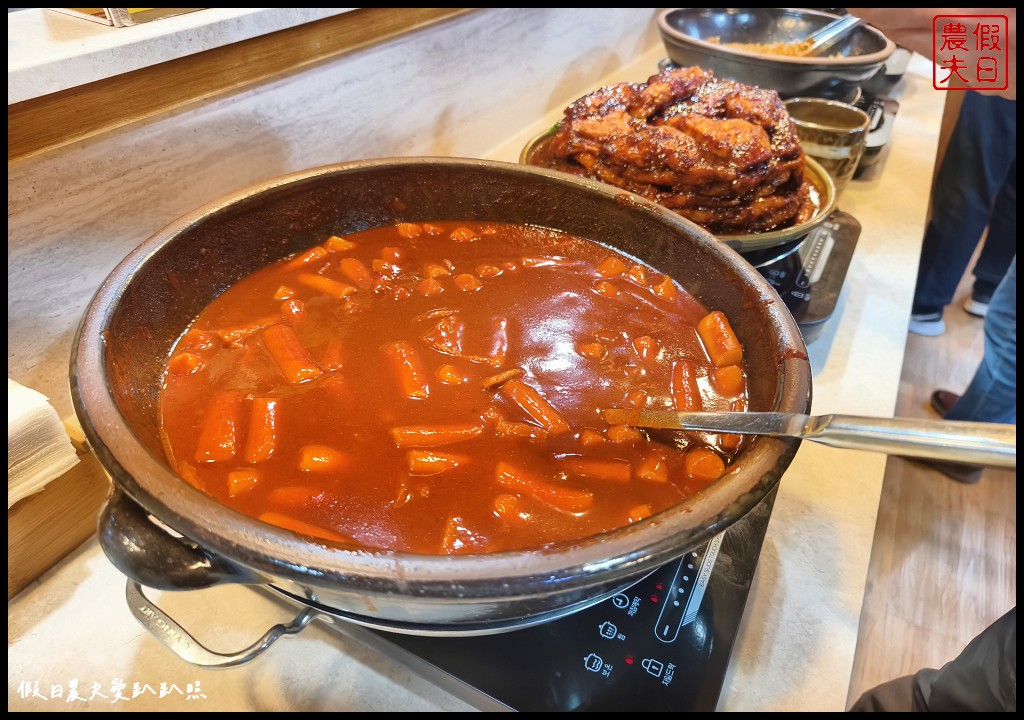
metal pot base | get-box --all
[124,569,655,669]
[266,570,655,638]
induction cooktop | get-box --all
[745,210,860,344]
[329,486,778,712]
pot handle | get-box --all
[127,581,318,668]
[99,488,261,589]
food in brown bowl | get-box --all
[707,37,840,58]
[73,158,810,631]
[525,66,819,237]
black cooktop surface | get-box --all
[335,486,778,712]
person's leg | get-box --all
[946,256,1017,424]
[967,162,1017,313]
[917,255,1015,482]
[911,93,1017,319]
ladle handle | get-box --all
[803,15,862,57]
[605,410,1015,468]
[810,414,1016,467]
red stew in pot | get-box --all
[159,221,748,554]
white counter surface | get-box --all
[8,36,944,712]
[7,8,354,104]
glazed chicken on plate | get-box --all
[530,66,815,235]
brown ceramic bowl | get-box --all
[72,158,810,634]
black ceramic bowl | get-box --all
[659,8,896,99]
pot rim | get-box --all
[71,157,811,598]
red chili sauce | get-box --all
[159,221,748,554]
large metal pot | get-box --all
[72,158,810,636]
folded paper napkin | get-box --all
[8,379,79,508]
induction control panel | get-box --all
[756,211,860,343]
[337,487,777,712]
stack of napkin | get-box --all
[7,379,79,508]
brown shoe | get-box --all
[930,390,960,419]
[911,457,983,484]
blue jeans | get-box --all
[912,92,1017,315]
[947,257,1016,424]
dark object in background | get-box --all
[854,46,911,175]
[850,607,1016,711]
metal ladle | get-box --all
[801,14,863,57]
[603,409,1016,468]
